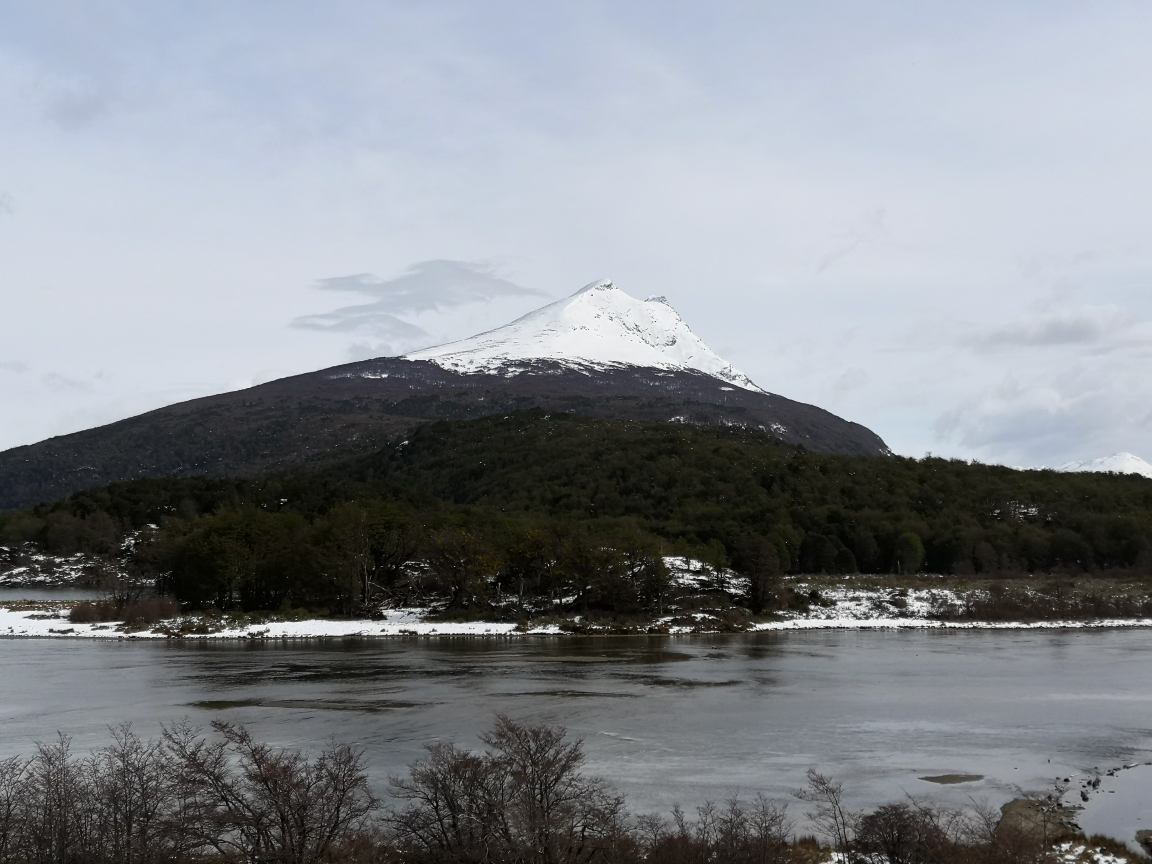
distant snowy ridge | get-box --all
[404,278,764,393]
[1057,452,1152,479]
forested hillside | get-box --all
[2,410,1151,615]
[350,411,1152,575]
[0,358,889,512]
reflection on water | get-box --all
[0,630,1149,843]
[0,588,102,601]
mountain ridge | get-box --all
[0,280,891,511]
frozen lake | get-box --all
[0,630,1148,846]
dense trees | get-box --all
[4,410,1152,615]
[355,411,1152,578]
[729,536,781,615]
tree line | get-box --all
[150,502,684,618]
[0,717,1091,864]
[3,411,1152,615]
[350,411,1152,578]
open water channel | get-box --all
[0,619,1149,848]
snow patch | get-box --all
[1058,453,1152,479]
[664,556,748,594]
[404,279,764,393]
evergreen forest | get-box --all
[3,410,1151,617]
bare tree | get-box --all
[731,536,781,615]
[482,715,628,864]
[387,741,501,862]
[24,734,89,864]
[743,795,792,864]
[86,724,172,864]
[163,720,377,864]
[0,756,29,864]
[794,769,858,863]
[388,717,628,864]
[856,801,954,864]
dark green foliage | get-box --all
[5,410,1152,613]
[161,507,325,611]
[731,535,781,613]
[350,411,1152,576]
[893,533,925,575]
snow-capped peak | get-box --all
[403,278,764,392]
[1057,452,1152,479]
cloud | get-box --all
[934,378,1099,461]
[816,209,887,274]
[8,3,1152,466]
[831,367,869,392]
[932,367,1152,465]
[38,72,118,131]
[297,308,430,340]
[0,193,12,216]
[41,372,92,392]
[969,305,1130,348]
[346,342,404,362]
[291,260,545,336]
[0,361,28,373]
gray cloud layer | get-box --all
[291,260,546,357]
[5,4,1152,465]
[970,306,1131,348]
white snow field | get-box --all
[1058,452,1152,479]
[405,278,764,393]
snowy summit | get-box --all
[1058,452,1152,479]
[405,278,763,393]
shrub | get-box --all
[121,596,180,627]
[68,600,120,623]
[69,596,180,626]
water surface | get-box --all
[0,630,1148,842]
[0,587,102,601]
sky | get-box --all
[3,1,1152,466]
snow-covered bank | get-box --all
[750,616,1152,632]
[748,581,1152,632]
[0,604,568,639]
[1,598,1150,640]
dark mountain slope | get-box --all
[0,358,890,511]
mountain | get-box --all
[0,279,891,512]
[406,278,762,391]
[1058,452,1152,479]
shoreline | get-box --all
[2,603,1151,640]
